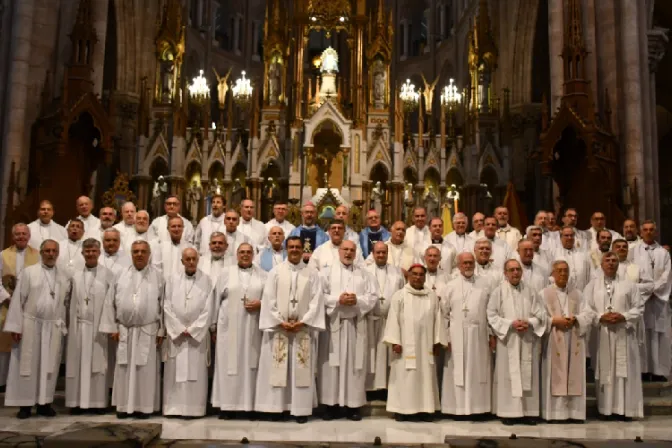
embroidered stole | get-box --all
[543,288,583,396]
[270,264,311,388]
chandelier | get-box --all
[232,71,253,108]
[188,69,210,106]
[440,78,462,109]
[399,79,420,113]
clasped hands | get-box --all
[339,292,358,306]
[392,343,442,356]
[599,312,626,325]
[109,332,163,346]
[511,319,530,333]
[280,321,305,333]
[552,316,577,331]
[244,298,262,313]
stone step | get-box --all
[586,381,672,398]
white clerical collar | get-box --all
[212,255,224,262]
[302,224,316,230]
[16,247,25,253]
[135,229,147,235]
[105,252,118,259]
[522,262,533,269]
[645,241,659,249]
[210,214,224,222]
[428,270,437,276]
[340,262,354,270]
[238,264,253,272]
[39,220,51,227]
[510,282,522,291]
[86,265,97,272]
[554,284,567,293]
[288,261,304,271]
[456,233,466,238]
[42,263,55,270]
[69,238,82,244]
[133,265,149,273]
[272,248,284,254]
[390,240,404,247]
[376,264,387,270]
[461,274,475,282]
[500,224,511,232]
[79,215,91,221]
[242,218,252,225]
[478,262,491,269]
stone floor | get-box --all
[0,405,672,444]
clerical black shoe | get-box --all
[395,413,407,422]
[134,412,150,420]
[522,417,537,425]
[322,406,338,421]
[568,419,585,424]
[219,411,235,420]
[116,412,130,419]
[70,407,84,415]
[16,407,31,419]
[346,407,362,421]
[296,416,308,424]
[652,375,668,382]
[91,408,108,415]
[36,404,56,417]
[418,413,433,422]
[501,418,517,426]
[642,373,653,382]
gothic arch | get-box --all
[304,101,352,148]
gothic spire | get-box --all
[566,0,585,51]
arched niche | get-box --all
[260,160,283,222]
[479,165,499,216]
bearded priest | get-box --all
[384,263,444,422]
[254,236,325,423]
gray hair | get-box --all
[131,240,151,252]
[210,231,226,241]
[82,238,101,249]
[103,228,121,237]
[525,225,542,235]
[474,237,492,248]
[11,222,30,235]
[40,239,59,251]
[424,246,442,257]
[121,202,137,212]
[452,212,468,224]
[551,259,569,271]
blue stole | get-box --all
[360,226,390,259]
[259,248,286,272]
[288,226,328,252]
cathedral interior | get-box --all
[0,0,670,245]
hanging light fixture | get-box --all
[440,78,462,110]
[399,79,419,113]
[232,70,253,108]
[188,69,210,106]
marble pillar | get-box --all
[548,0,564,112]
[0,0,36,243]
[620,0,646,221]
[582,0,599,106]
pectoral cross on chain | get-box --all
[462,303,469,317]
[379,296,385,304]
[241,294,248,305]
[84,296,90,306]
[290,296,298,307]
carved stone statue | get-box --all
[403,182,414,224]
[186,181,202,223]
[151,175,168,218]
[209,178,222,196]
[320,47,339,74]
[268,62,281,106]
[213,68,232,108]
[424,185,439,218]
[161,60,175,103]
[371,181,384,216]
[231,178,246,208]
[264,177,279,202]
[372,60,386,109]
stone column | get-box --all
[134,175,152,211]
[362,180,372,215]
[91,0,109,96]
[548,0,564,112]
[110,92,140,174]
[0,0,36,241]
[249,178,262,220]
[582,0,599,106]
[648,27,668,227]
[620,0,646,221]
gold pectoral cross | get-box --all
[379,296,385,304]
[462,303,469,316]
[84,296,90,306]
